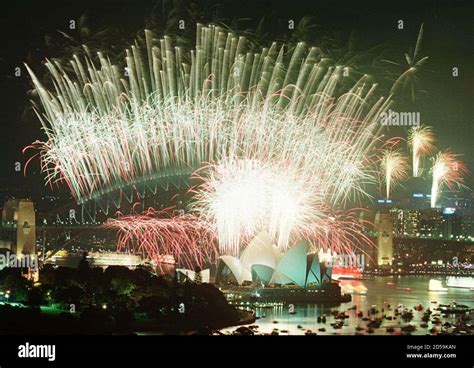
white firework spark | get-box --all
[408,125,436,177]
[26,25,390,206]
[430,151,468,208]
[381,150,409,199]
[26,24,397,257]
[191,159,322,254]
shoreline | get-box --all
[134,309,256,335]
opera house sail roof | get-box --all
[217,232,333,288]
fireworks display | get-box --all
[408,126,436,177]
[190,159,321,255]
[430,151,468,208]
[104,208,217,270]
[25,24,395,262]
[3,0,473,342]
[381,150,409,199]
[26,25,390,205]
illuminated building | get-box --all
[216,232,332,288]
[441,210,462,239]
[391,209,421,237]
[374,211,393,267]
[0,199,38,280]
[176,268,211,283]
[45,250,145,269]
[440,190,473,216]
[418,209,443,238]
[390,206,472,241]
[1,199,36,255]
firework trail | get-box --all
[26,24,397,260]
[381,150,408,199]
[190,159,324,254]
[430,151,468,208]
[26,25,391,205]
[408,126,436,177]
[307,209,375,264]
[104,208,218,270]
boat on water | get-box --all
[436,302,472,314]
[340,279,367,296]
[446,276,474,289]
[331,266,363,280]
[345,288,367,296]
[245,282,351,304]
[428,279,448,292]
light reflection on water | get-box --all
[221,276,473,335]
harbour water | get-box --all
[221,276,474,335]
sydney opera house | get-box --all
[215,232,349,303]
[216,232,332,287]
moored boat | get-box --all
[428,279,448,292]
[446,276,474,289]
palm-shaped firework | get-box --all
[389,24,429,103]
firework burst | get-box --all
[27,24,398,261]
[191,159,376,256]
[304,209,375,260]
[26,25,391,205]
[408,125,436,177]
[190,159,323,255]
[104,208,218,270]
[430,151,468,208]
[381,150,409,199]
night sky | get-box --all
[0,0,472,204]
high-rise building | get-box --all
[400,177,432,210]
[391,209,421,238]
[418,209,443,238]
[374,211,393,267]
[440,190,473,217]
[441,211,463,240]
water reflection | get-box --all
[222,276,473,335]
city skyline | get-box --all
[0,1,472,363]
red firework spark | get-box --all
[104,208,218,271]
[301,208,375,261]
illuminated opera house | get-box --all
[216,232,333,288]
